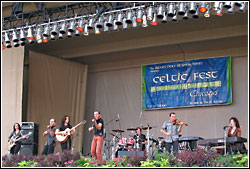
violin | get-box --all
[172,119,188,126]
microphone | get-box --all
[223,126,232,130]
[116,114,120,122]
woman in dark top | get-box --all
[56,115,75,152]
[8,123,22,155]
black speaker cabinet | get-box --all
[21,122,39,145]
[20,144,38,156]
[118,151,144,157]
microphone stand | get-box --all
[223,127,227,156]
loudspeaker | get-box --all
[118,151,144,157]
[21,122,39,145]
[20,144,38,156]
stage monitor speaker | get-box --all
[118,151,144,157]
[21,122,39,145]
[20,144,38,156]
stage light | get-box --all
[213,2,220,10]
[95,24,101,34]
[235,2,242,7]
[132,15,137,28]
[87,18,94,29]
[96,16,104,28]
[192,8,199,19]
[77,19,84,31]
[67,31,72,38]
[183,9,189,20]
[106,14,113,27]
[36,26,42,43]
[43,24,50,37]
[172,11,178,22]
[60,21,66,34]
[29,39,35,45]
[142,14,148,27]
[224,2,232,9]
[75,29,81,36]
[27,27,34,40]
[204,5,210,17]
[20,28,26,41]
[42,36,48,43]
[178,2,185,15]
[136,8,143,22]
[113,19,118,31]
[59,32,64,39]
[83,24,89,36]
[168,3,175,17]
[20,40,26,46]
[104,21,109,32]
[239,2,246,12]
[216,3,223,16]
[50,34,56,41]
[126,10,133,24]
[2,42,6,50]
[116,12,123,25]
[5,32,11,43]
[122,18,128,29]
[12,30,19,42]
[162,12,167,23]
[199,2,207,13]
[6,42,12,48]
[147,6,153,20]
[51,23,58,35]
[151,13,158,25]
[157,4,164,19]
[68,20,75,32]
[227,2,235,14]
[189,2,196,14]
[13,42,20,47]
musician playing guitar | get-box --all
[55,115,75,152]
[8,123,25,155]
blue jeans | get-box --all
[166,141,178,156]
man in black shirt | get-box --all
[133,127,147,151]
[88,110,104,164]
[42,119,56,155]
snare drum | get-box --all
[118,137,127,146]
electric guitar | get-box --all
[8,132,32,150]
[56,120,86,143]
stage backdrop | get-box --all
[142,56,232,109]
[27,51,88,154]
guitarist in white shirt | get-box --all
[8,123,23,155]
[56,115,75,152]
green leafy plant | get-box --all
[18,160,38,167]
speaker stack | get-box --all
[20,122,39,156]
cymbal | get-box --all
[142,126,152,130]
[112,129,124,133]
[158,137,164,139]
[127,128,137,131]
[109,133,119,138]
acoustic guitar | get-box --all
[8,132,32,151]
[56,120,86,143]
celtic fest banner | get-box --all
[142,56,232,110]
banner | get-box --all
[142,56,232,109]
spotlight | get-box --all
[27,27,34,40]
[189,2,196,14]
[122,18,128,29]
[12,30,19,42]
[67,31,72,38]
[213,2,220,10]
[151,13,158,25]
[235,2,242,7]
[51,23,58,35]
[183,9,189,20]
[168,3,175,17]
[5,32,11,43]
[60,21,66,34]
[216,3,223,16]
[2,42,6,50]
[20,28,26,41]
[14,42,20,47]
[75,29,81,36]
[227,2,235,14]
[199,2,207,13]
[178,2,185,15]
[204,5,210,17]
[126,10,133,24]
[77,18,84,31]
[239,2,246,12]
[42,36,48,43]
[147,6,153,20]
[113,19,118,31]
[6,42,12,48]
[50,34,56,41]
[115,12,123,25]
[96,16,104,28]
[29,39,35,45]
[87,18,94,29]
[43,24,50,37]
[136,8,143,22]
[132,15,137,28]
[104,21,109,32]
[68,20,75,32]
[157,4,164,19]
[20,40,26,46]
[84,24,89,36]
[58,32,64,39]
[192,8,199,19]
[106,14,113,27]
[224,2,232,9]
[36,26,42,43]
[162,12,167,23]
[95,24,101,34]
[142,14,148,27]
[172,11,178,22]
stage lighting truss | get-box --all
[2,2,248,50]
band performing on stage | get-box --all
[7,112,247,163]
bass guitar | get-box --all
[8,132,32,151]
[56,120,86,143]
